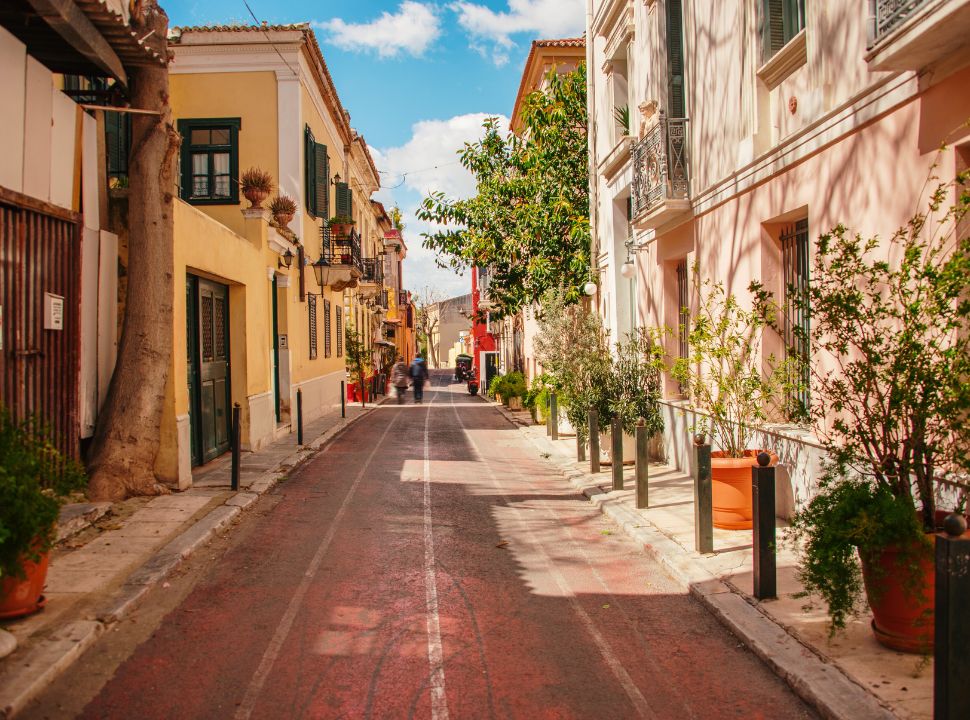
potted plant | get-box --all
[270,194,297,227]
[672,270,789,529]
[604,328,665,463]
[328,215,355,237]
[0,409,87,618]
[344,326,372,407]
[751,171,970,652]
[240,167,273,208]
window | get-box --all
[304,125,329,218]
[177,118,241,204]
[335,182,353,219]
[336,307,343,356]
[666,0,686,118]
[762,0,805,62]
[676,259,689,394]
[324,298,332,358]
[780,218,810,420]
[308,294,318,360]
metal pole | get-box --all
[752,452,776,599]
[297,388,304,446]
[589,410,600,473]
[611,418,624,491]
[635,418,649,509]
[694,435,713,554]
[340,380,346,418]
[935,513,969,720]
[230,403,241,492]
[550,391,559,441]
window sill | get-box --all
[757,29,807,90]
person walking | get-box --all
[391,356,409,404]
[409,354,429,404]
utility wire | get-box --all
[241,0,300,77]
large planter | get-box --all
[600,430,636,465]
[710,451,775,530]
[243,188,269,208]
[0,549,49,619]
[860,540,934,654]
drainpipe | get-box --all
[586,0,600,312]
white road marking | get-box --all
[450,389,657,720]
[422,390,450,720]
[233,410,402,720]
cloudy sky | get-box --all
[165,0,585,298]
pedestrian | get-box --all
[391,355,409,404]
[409,353,429,404]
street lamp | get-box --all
[583,281,597,296]
[620,259,636,278]
[312,255,327,288]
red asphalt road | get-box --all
[78,375,817,720]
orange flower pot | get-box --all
[0,550,50,619]
[860,540,935,653]
[710,451,774,530]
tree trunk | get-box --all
[87,2,179,501]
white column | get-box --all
[276,72,303,240]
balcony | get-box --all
[360,257,384,286]
[866,0,970,72]
[631,114,691,230]
[317,226,362,291]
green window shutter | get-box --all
[666,0,686,119]
[305,126,316,217]
[314,143,329,219]
[335,182,353,219]
[762,0,786,62]
[177,119,190,200]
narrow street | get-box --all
[31,374,816,719]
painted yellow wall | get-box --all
[169,71,279,238]
[299,84,339,230]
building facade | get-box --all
[587,0,970,510]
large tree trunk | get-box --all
[87,2,180,501]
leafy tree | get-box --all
[344,326,372,406]
[417,66,590,317]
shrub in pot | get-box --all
[751,170,970,651]
[0,409,87,618]
[270,194,297,227]
[328,215,355,237]
[240,167,273,208]
[672,271,790,529]
[602,328,665,464]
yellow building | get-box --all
[158,24,387,486]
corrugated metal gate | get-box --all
[0,190,81,458]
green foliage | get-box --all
[672,269,790,457]
[0,408,87,580]
[613,105,630,134]
[328,215,355,226]
[344,326,372,388]
[389,205,406,231]
[417,66,590,317]
[490,372,526,402]
[524,373,553,414]
[608,328,665,436]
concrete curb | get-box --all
[503,406,899,720]
[0,402,382,718]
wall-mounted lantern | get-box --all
[278,248,294,269]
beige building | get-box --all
[587,0,970,505]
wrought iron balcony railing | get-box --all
[361,258,384,285]
[868,0,927,46]
[631,114,689,219]
[320,226,362,273]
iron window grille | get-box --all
[762,0,806,62]
[324,298,332,358]
[320,226,363,272]
[336,307,344,356]
[868,0,927,47]
[308,294,318,360]
[177,118,241,205]
[676,259,689,395]
[780,218,811,421]
[631,114,689,218]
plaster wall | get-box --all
[0,26,25,192]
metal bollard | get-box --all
[230,403,241,492]
[752,452,776,599]
[694,435,714,554]
[340,380,346,418]
[577,434,586,462]
[935,513,970,720]
[635,418,649,509]
[589,409,600,473]
[297,388,304,446]
[550,391,559,441]
[611,418,624,491]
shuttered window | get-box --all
[335,182,353,220]
[324,298,332,358]
[177,118,241,205]
[666,0,686,118]
[304,125,330,218]
[762,0,805,62]
[336,307,344,356]
[308,294,318,360]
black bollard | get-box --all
[611,418,624,491]
[297,388,304,446]
[635,418,649,509]
[589,410,600,473]
[694,435,713,554]
[752,452,776,599]
[935,513,970,720]
[550,391,559,441]
[230,403,241,492]
[340,380,346,418]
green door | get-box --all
[187,275,231,465]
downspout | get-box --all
[585,0,600,313]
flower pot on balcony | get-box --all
[0,547,49,619]
[710,451,775,530]
[330,223,353,237]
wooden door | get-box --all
[187,275,231,465]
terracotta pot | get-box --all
[330,223,352,237]
[273,211,294,227]
[860,540,935,653]
[0,550,50,619]
[710,450,774,530]
[243,188,269,208]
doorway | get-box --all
[481,351,499,394]
[186,274,231,466]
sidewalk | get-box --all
[0,399,382,719]
[499,403,925,720]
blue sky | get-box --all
[164,0,585,297]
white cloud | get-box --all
[316,2,441,59]
[370,113,512,298]
[452,0,585,63]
